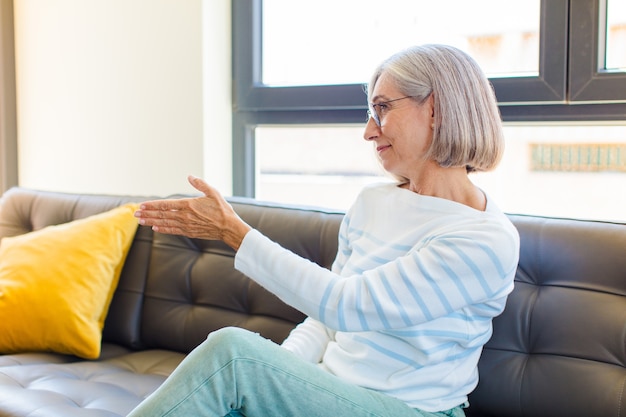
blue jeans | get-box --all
[127,327,466,417]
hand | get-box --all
[134,175,251,250]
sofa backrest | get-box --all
[135,196,343,352]
[467,214,626,417]
[0,187,343,353]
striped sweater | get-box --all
[234,182,520,412]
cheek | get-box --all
[386,112,433,158]
[400,128,432,157]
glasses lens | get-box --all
[368,107,380,126]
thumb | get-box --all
[187,175,214,196]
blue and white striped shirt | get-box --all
[235,182,520,412]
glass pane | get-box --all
[262,0,540,86]
[255,124,626,222]
[605,0,626,71]
[255,126,390,208]
[472,124,626,222]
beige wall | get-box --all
[13,0,231,196]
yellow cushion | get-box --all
[0,203,139,359]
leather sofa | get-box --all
[0,186,624,417]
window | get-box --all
[254,123,626,222]
[234,0,570,111]
[473,123,626,222]
[255,125,389,208]
[233,0,626,221]
[262,0,541,86]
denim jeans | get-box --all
[127,327,466,417]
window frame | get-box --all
[0,0,18,194]
[569,0,626,102]
[234,0,571,110]
[232,0,626,197]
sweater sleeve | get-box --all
[235,221,519,332]
[280,317,334,363]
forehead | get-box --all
[371,72,402,101]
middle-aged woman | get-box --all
[130,44,520,417]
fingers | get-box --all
[135,207,197,236]
[135,197,189,228]
[138,198,188,212]
[136,207,181,222]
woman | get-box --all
[130,44,520,417]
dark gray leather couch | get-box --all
[0,187,624,417]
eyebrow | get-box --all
[370,94,391,103]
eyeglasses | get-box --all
[367,96,414,127]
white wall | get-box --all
[202,0,232,196]
[13,0,232,196]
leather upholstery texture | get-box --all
[0,187,624,417]
[466,215,626,417]
[0,187,342,416]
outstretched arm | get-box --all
[134,175,251,250]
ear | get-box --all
[427,93,435,128]
[427,93,435,118]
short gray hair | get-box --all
[367,44,504,172]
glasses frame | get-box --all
[367,96,415,127]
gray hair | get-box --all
[367,44,504,172]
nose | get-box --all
[363,117,380,141]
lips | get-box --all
[376,145,391,153]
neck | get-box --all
[401,165,486,211]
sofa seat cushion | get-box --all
[0,349,185,417]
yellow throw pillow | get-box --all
[0,203,139,359]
